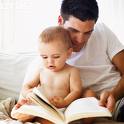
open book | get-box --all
[16,87,112,124]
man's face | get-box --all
[60,16,95,52]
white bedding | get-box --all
[0,97,40,124]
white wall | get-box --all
[97,0,124,44]
[0,0,61,52]
[0,0,124,52]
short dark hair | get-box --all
[60,0,99,22]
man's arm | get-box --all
[111,50,124,100]
[99,50,124,112]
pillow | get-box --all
[0,52,38,100]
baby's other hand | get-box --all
[50,96,66,108]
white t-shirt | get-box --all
[66,23,124,94]
[24,23,124,95]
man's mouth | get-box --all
[72,41,82,47]
[72,43,80,48]
[72,42,78,45]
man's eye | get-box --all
[53,56,60,59]
[86,32,92,35]
[85,31,93,36]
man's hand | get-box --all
[99,90,116,112]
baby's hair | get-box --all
[39,26,72,49]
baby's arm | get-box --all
[20,68,40,100]
[11,69,40,122]
[50,67,82,108]
[63,67,82,106]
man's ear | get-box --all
[58,15,64,25]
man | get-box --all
[58,0,124,113]
[15,0,124,123]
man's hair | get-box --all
[39,26,72,49]
[60,0,99,22]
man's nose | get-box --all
[76,33,85,43]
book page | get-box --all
[17,104,65,124]
[64,97,112,123]
[31,87,64,119]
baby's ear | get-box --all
[67,48,73,58]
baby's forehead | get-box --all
[40,40,69,49]
[39,41,68,53]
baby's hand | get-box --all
[14,99,28,109]
[15,92,33,110]
[50,96,66,108]
[11,96,34,121]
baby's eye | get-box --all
[41,56,48,59]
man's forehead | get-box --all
[63,17,95,33]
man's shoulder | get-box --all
[94,22,108,33]
[90,21,111,43]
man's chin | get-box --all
[73,48,82,52]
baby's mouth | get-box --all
[48,65,56,70]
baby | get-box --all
[11,26,83,124]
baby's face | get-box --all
[39,40,72,72]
